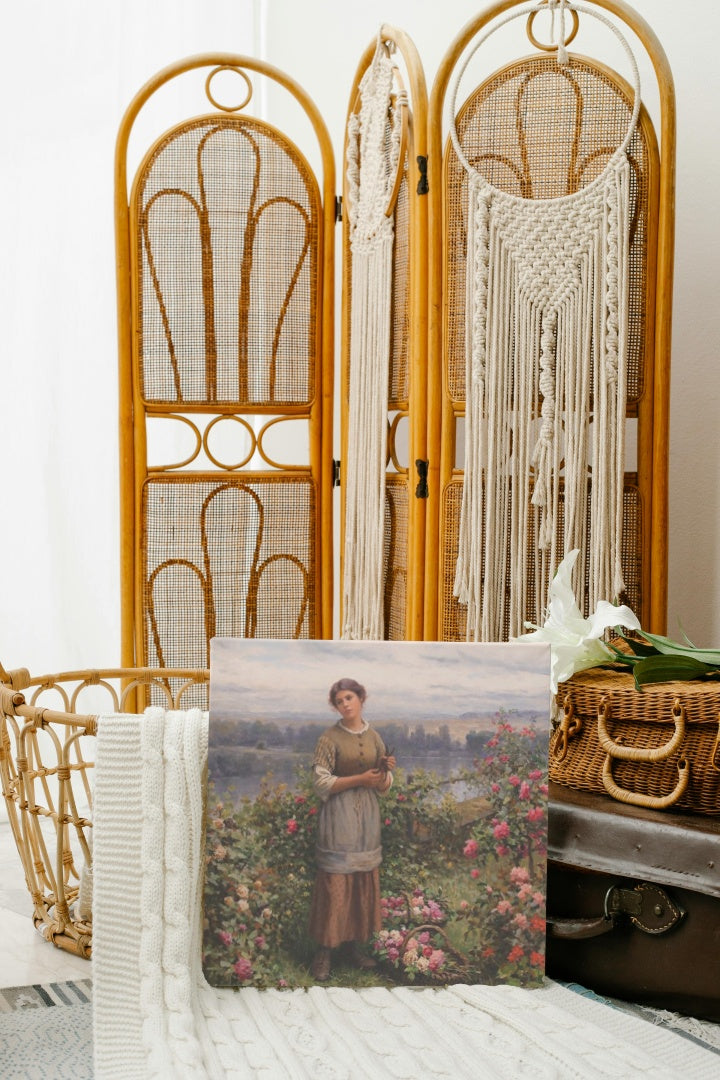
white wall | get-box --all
[0,0,718,677]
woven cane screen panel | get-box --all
[439,479,642,642]
[446,56,651,405]
[383,477,409,640]
[142,475,316,672]
[135,117,319,407]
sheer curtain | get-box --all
[0,0,263,674]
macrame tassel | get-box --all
[343,238,393,639]
[454,151,633,641]
[341,41,403,640]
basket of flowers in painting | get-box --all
[550,666,720,814]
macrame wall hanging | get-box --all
[449,1,641,641]
[342,37,407,639]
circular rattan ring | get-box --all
[203,415,256,470]
[205,66,253,113]
[527,4,580,53]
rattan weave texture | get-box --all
[142,475,316,690]
[136,116,319,407]
[0,665,208,956]
[551,668,720,815]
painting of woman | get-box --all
[308,677,396,981]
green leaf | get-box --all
[603,642,640,666]
[632,654,719,690]
[637,631,720,666]
[676,621,696,649]
[616,635,659,658]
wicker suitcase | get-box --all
[550,668,720,814]
[546,783,720,1021]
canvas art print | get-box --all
[203,638,550,990]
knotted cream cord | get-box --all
[449,1,640,640]
[342,37,405,640]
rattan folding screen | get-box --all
[116,56,335,697]
[116,2,674,667]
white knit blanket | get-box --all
[93,709,717,1079]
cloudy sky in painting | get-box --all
[210,638,550,724]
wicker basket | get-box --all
[0,662,208,958]
[551,668,720,814]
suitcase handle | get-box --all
[602,755,690,809]
[548,883,685,940]
[597,698,686,762]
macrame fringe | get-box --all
[453,159,633,641]
[342,40,402,640]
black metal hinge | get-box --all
[417,156,429,196]
[335,195,343,222]
[332,459,341,487]
[415,459,429,498]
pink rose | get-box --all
[491,783,500,793]
[508,775,521,787]
[218,930,232,946]
[528,769,543,781]
[495,900,512,914]
[233,956,253,981]
[510,866,530,884]
[294,795,307,804]
[493,821,510,840]
[526,807,544,822]
[463,838,479,858]
[470,868,480,879]
[428,949,445,973]
[495,845,509,857]
[286,819,299,834]
[519,782,531,800]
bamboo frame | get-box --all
[115,55,336,679]
[340,25,428,640]
[425,0,675,639]
[0,664,209,957]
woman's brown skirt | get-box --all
[308,868,381,948]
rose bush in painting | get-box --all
[203,708,548,989]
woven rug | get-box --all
[1,976,719,1080]
[0,979,93,1080]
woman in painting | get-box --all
[309,677,396,982]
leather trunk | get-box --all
[546,782,720,1021]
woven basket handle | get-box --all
[597,698,686,762]
[602,755,690,809]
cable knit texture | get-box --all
[93,709,718,1079]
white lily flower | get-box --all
[514,549,641,694]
